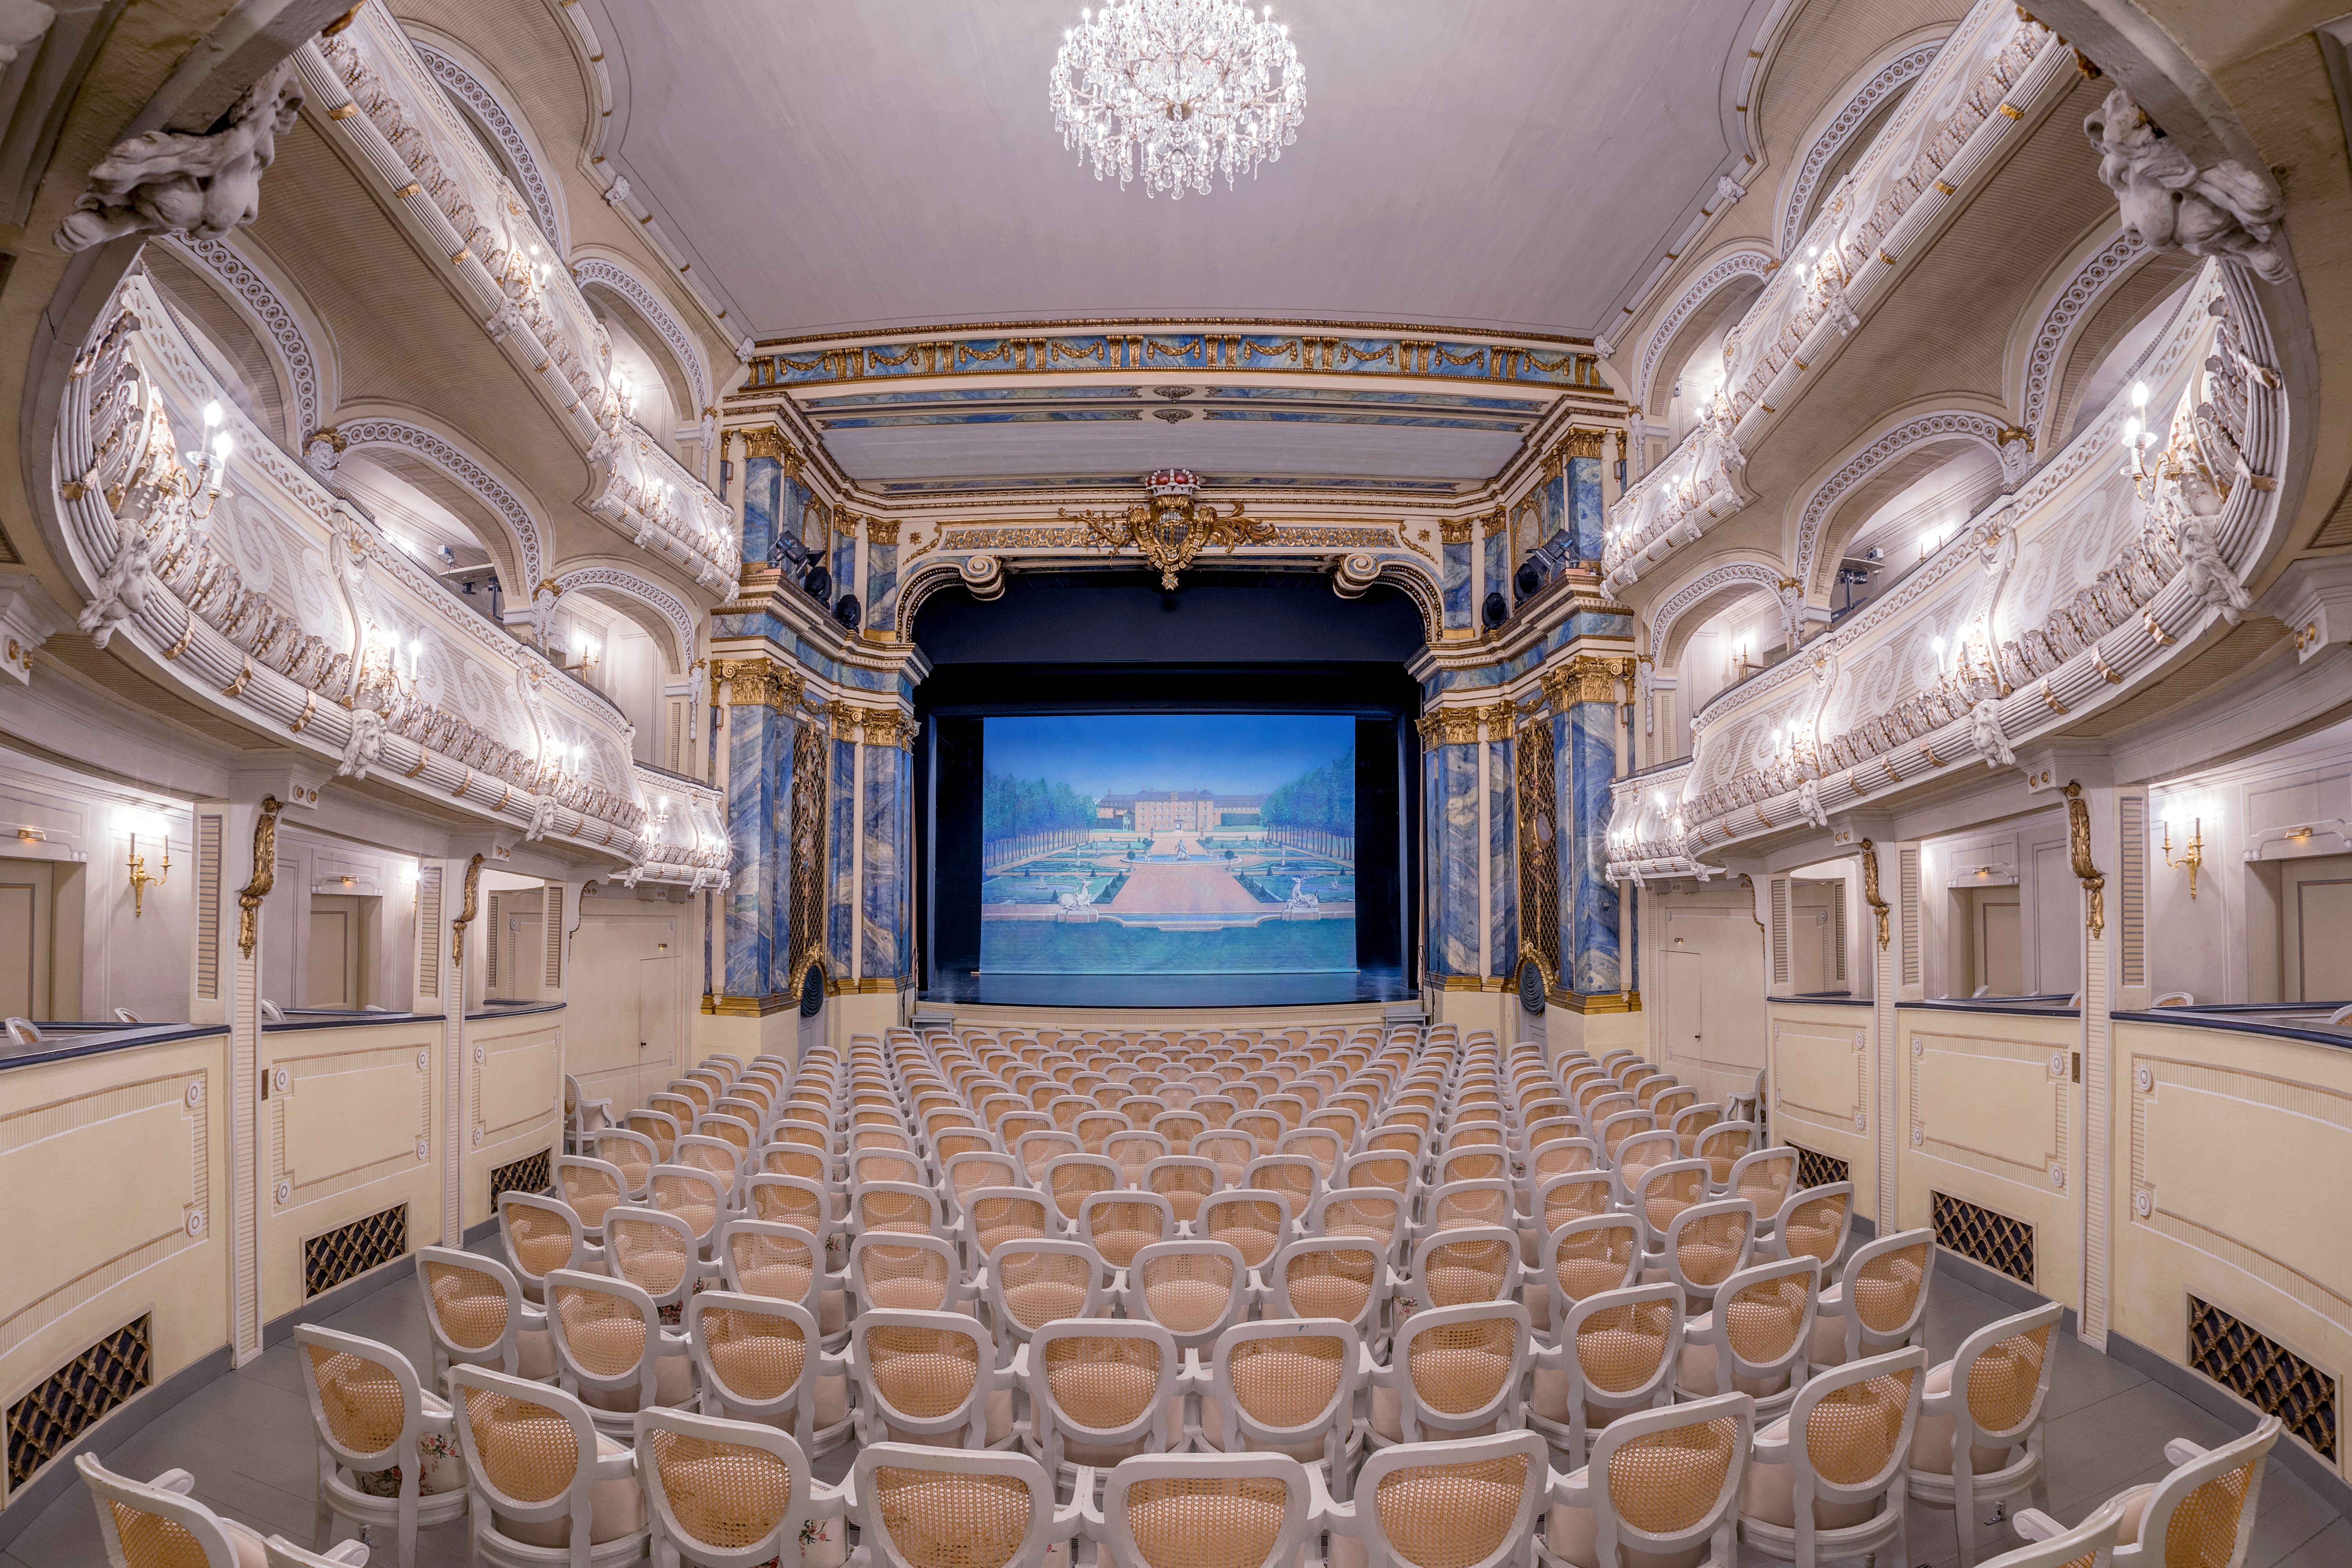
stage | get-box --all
[920,965,1416,1008]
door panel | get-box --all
[304,911,350,1005]
[0,882,35,1018]
[1979,901,2023,996]
[2297,879,2352,1001]
[639,956,677,1066]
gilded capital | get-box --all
[1416,707,1479,746]
[865,517,902,546]
[1556,428,1608,462]
[1541,655,1625,708]
[1437,518,1474,546]
[711,657,799,710]
[1478,505,1509,539]
[739,429,791,462]
[1475,700,1517,736]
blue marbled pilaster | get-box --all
[1487,736,1517,977]
[1541,474,1565,545]
[1422,743,1440,975]
[1570,456,1604,565]
[742,455,780,569]
[830,489,855,603]
[723,699,782,997]
[827,735,857,975]
[866,527,899,638]
[861,743,905,980]
[1441,536,1471,631]
[1439,743,1480,976]
[1482,527,1508,615]
[1568,701,1622,993]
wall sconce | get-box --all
[561,638,600,677]
[128,829,169,916]
[2162,816,2204,899]
[1730,639,1762,682]
[184,402,232,523]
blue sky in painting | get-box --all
[985,713,1354,798]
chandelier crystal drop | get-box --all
[1049,0,1305,199]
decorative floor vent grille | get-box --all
[1790,1144,1849,1190]
[1934,1191,2035,1286]
[304,1204,407,1299]
[490,1147,552,1206]
[6,1315,152,1490]
[2188,1296,2337,1462]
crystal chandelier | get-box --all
[1049,0,1305,199]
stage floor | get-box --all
[922,966,1415,1007]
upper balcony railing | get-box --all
[54,270,729,878]
[1602,1,2065,593]
[296,3,737,593]
[1641,260,2283,863]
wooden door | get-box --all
[1978,900,2023,996]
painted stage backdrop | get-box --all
[980,714,1357,976]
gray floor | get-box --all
[6,1249,2344,1567]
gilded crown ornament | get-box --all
[1050,0,1305,199]
[1063,469,1273,589]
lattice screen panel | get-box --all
[1933,1191,2035,1286]
[195,815,222,1000]
[1514,719,1557,985]
[1790,1143,1850,1190]
[5,1315,152,1490]
[789,715,829,980]
[417,865,443,999]
[2189,1296,2337,1462]
[490,1147,552,1207]
[544,885,563,990]
[303,1203,407,1299]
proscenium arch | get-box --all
[1788,409,2008,601]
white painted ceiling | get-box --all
[592,0,1762,342]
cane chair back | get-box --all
[1340,1151,1419,1210]
[687,1291,839,1448]
[1426,1178,1514,1235]
[853,1309,1005,1450]
[1081,1191,1175,1270]
[852,1233,966,1315]
[1612,1131,1684,1195]
[1278,1128,1346,1184]
[294,1325,463,1567]
[1773,1183,1855,1267]
[1527,1136,1600,1189]
[1041,1154,1119,1230]
[605,1204,710,1317]
[1144,1156,1220,1223]
[851,1148,928,1190]
[77,1455,255,1568]
[1342,1427,1547,1568]
[1658,1198,1757,1310]
[1534,1171,1614,1241]
[1906,1300,2063,1568]
[1015,1130,1082,1184]
[847,1444,1066,1568]
[1150,1111,1209,1155]
[1094,1451,1313,1568]
[1403,1226,1520,1314]
[855,1181,946,1244]
[1671,1102,1722,1153]
[1201,1321,1362,1473]
[626,1109,683,1163]
[965,1187,1054,1269]
[1699,1123,1763,1189]
[703,1113,759,1157]
[501,1192,597,1299]
[1542,1215,1643,1323]
[417,1246,546,1383]
[743,1174,828,1243]
[653,1090,702,1132]
[1544,1393,1755,1568]
[2095,1416,2281,1568]
[719,1219,825,1317]
[987,1238,1106,1353]
[1200,1192,1293,1269]
[1535,1282,1685,1468]
[1196,1131,1258,1187]
[1122,1240,1249,1351]
[543,1268,686,1431]
[634,1407,819,1568]
[1027,1320,1182,1475]
[1677,1256,1819,1415]
[1266,1239,1388,1342]
[447,1366,647,1568]
[1379,1302,1531,1445]
[1744,1347,1926,1568]
[589,1130,658,1198]
[1595,1110,1655,1162]
[1311,1187,1408,1262]
[1433,1146,1510,1191]
[1105,1130,1172,1185]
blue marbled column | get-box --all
[723,697,783,997]
[861,738,906,980]
[827,729,857,976]
[1439,741,1480,976]
[1570,455,1604,565]
[1421,739,1441,975]
[766,714,803,996]
[1541,473,1565,545]
[1482,522,1508,615]
[742,454,780,569]
[1566,699,1622,992]
[1440,527,1472,632]
[866,521,900,638]
[1487,729,1517,977]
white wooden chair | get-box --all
[685,1291,851,1453]
[414,1246,554,1386]
[1738,1346,1927,1568]
[446,1366,650,1568]
[846,1443,1083,1568]
[2012,1416,2280,1568]
[77,1454,295,1568]
[1907,1301,2064,1568]
[293,1326,466,1567]
[633,1405,848,1568]
[1321,1428,1549,1568]
[1539,1392,1754,1568]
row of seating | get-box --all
[77,1021,2285,1568]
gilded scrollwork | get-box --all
[2062,781,2106,937]
[235,796,283,959]
[451,852,484,965]
[1860,838,1890,950]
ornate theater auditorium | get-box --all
[0,1,2347,1565]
